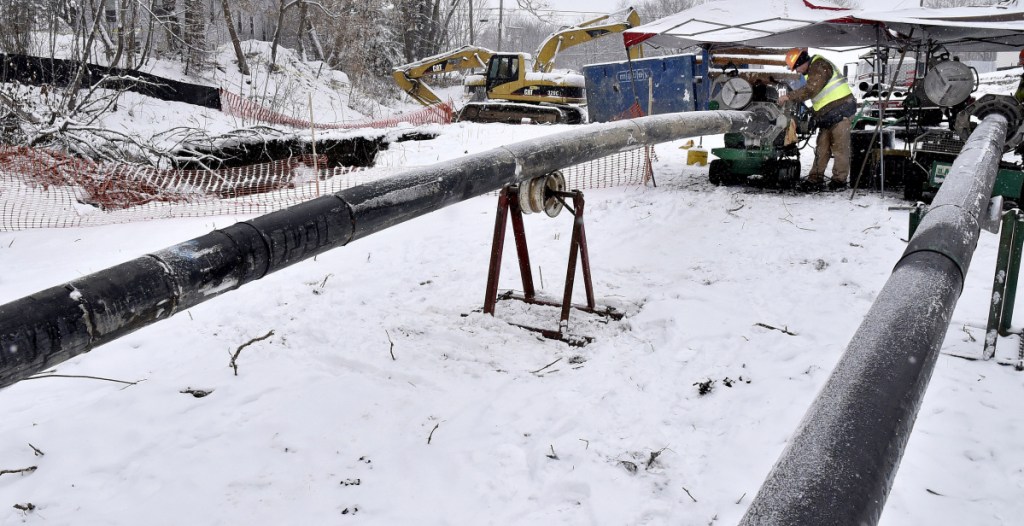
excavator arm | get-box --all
[392,45,495,106]
[532,7,643,74]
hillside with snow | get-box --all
[0,46,1023,525]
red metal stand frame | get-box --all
[483,184,619,344]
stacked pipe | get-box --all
[0,111,757,389]
[740,103,1019,525]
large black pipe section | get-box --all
[740,112,1011,525]
[0,111,756,389]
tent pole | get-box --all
[852,28,913,199]
[624,45,642,113]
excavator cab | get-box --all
[457,52,586,124]
[486,55,523,91]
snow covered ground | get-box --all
[1,62,1023,525]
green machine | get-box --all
[929,161,1024,200]
[708,130,803,188]
[905,95,1024,203]
[705,76,813,188]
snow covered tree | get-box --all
[183,0,207,73]
[395,0,471,62]
[221,0,251,74]
[0,0,37,54]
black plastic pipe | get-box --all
[739,113,1010,525]
[0,111,756,389]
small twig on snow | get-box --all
[735,492,747,504]
[546,445,559,460]
[28,444,44,457]
[754,322,797,336]
[317,273,333,292]
[962,325,976,342]
[530,357,563,375]
[646,447,669,470]
[781,198,793,217]
[0,466,37,477]
[862,224,881,233]
[682,486,698,502]
[427,423,439,445]
[780,217,815,231]
[385,330,396,360]
[727,203,745,214]
[25,373,141,386]
[230,330,275,375]
[12,503,35,512]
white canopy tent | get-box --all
[852,5,1024,52]
[622,0,1024,53]
[621,0,891,51]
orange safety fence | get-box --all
[614,101,648,122]
[1,143,656,231]
[610,102,656,185]
[218,89,453,130]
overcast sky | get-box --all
[545,0,626,14]
[486,0,630,25]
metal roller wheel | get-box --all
[517,181,535,214]
[543,171,566,217]
[517,172,568,216]
[527,176,547,214]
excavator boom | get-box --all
[392,46,495,106]
[532,7,643,73]
[394,7,644,124]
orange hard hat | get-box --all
[785,48,810,70]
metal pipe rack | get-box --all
[740,112,1013,526]
[0,111,757,388]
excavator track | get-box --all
[455,102,584,124]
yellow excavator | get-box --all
[392,7,643,124]
[391,46,496,107]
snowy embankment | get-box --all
[0,60,1022,525]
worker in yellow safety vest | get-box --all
[778,48,858,192]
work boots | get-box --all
[797,178,825,192]
[797,178,847,193]
[827,179,848,191]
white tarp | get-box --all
[623,0,1024,52]
[853,5,1024,52]
[622,0,887,50]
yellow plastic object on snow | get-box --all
[687,148,708,166]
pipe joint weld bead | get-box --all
[898,204,981,283]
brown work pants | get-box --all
[807,117,851,184]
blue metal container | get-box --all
[582,52,709,123]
